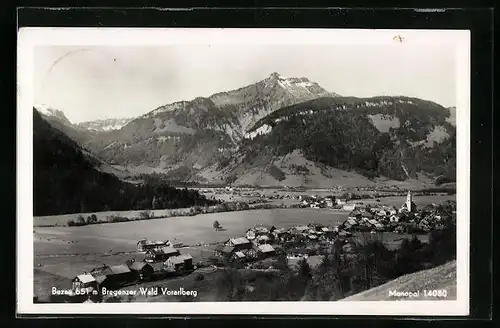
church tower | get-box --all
[406,190,412,212]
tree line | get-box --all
[33,109,218,216]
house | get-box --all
[325,198,334,207]
[390,215,400,223]
[232,251,247,261]
[307,234,318,240]
[343,204,356,211]
[216,245,235,257]
[294,225,310,234]
[225,237,252,251]
[137,239,170,252]
[245,229,256,240]
[257,244,276,258]
[72,273,98,293]
[90,264,136,288]
[336,198,347,206]
[164,254,194,273]
[254,234,271,245]
[254,225,276,234]
[347,218,358,226]
[126,260,154,281]
[145,246,180,263]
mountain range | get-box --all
[34,72,456,189]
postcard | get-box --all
[17,27,470,315]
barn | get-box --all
[145,246,180,263]
[72,273,98,293]
[90,264,136,288]
[164,254,194,273]
[126,260,154,281]
[224,237,252,251]
[257,244,276,258]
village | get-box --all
[64,191,456,303]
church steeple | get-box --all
[406,190,412,212]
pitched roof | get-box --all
[76,274,95,284]
[230,237,250,245]
[258,244,276,253]
[150,262,165,272]
[234,251,246,258]
[221,245,235,254]
[128,261,150,271]
[93,275,107,284]
[167,255,186,265]
[110,264,131,274]
[149,246,179,255]
[90,265,113,276]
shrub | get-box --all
[139,211,152,219]
[107,215,130,223]
[86,214,98,224]
[195,273,204,281]
[75,215,86,225]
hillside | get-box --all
[215,96,456,185]
[77,117,132,132]
[340,260,457,301]
[33,108,217,216]
[82,73,338,173]
[34,104,95,145]
[74,73,455,187]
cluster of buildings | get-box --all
[340,191,453,234]
[215,222,340,263]
[71,244,194,298]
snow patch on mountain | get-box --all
[34,104,72,125]
[78,118,132,131]
[244,124,272,139]
[368,114,401,133]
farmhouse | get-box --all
[137,239,170,252]
[343,203,356,211]
[257,244,276,258]
[164,254,194,273]
[90,264,136,288]
[245,229,256,240]
[232,251,246,261]
[254,234,272,245]
[145,246,180,263]
[126,260,154,281]
[225,237,252,251]
[72,273,98,292]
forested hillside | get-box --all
[33,109,217,216]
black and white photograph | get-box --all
[17,28,470,315]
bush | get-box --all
[139,211,153,219]
[107,215,130,223]
[86,214,97,224]
[195,273,204,281]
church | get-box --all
[399,190,417,213]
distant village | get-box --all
[65,191,456,303]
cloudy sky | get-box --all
[34,44,456,123]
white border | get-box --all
[17,28,470,316]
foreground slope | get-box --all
[340,260,457,301]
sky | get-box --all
[34,44,456,123]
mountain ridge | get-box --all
[35,72,456,188]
